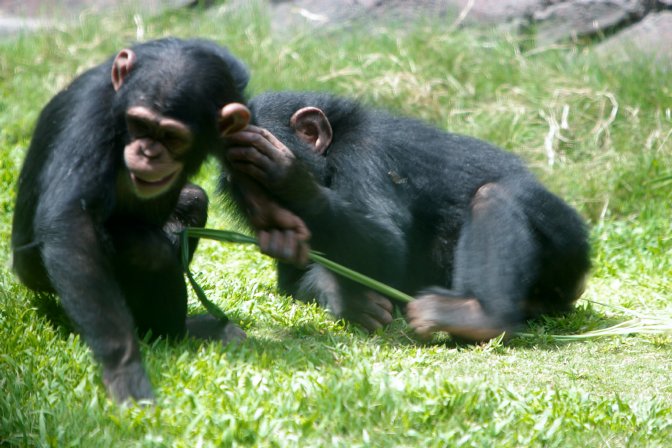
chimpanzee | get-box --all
[225,91,591,341]
[11,38,254,403]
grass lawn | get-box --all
[1,2,671,447]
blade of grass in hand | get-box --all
[184,227,414,303]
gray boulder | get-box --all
[533,0,651,44]
[595,10,672,65]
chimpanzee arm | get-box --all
[222,171,312,266]
[34,202,153,402]
[29,112,155,401]
[227,126,407,286]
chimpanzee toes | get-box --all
[405,298,440,340]
[219,322,247,344]
[407,294,509,343]
[186,314,246,344]
[103,361,155,404]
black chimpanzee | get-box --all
[225,91,591,341]
[11,38,254,403]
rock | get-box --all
[261,0,455,33]
[0,0,194,17]
[0,16,45,37]
[444,0,546,25]
[0,0,194,36]
[1,0,672,70]
[595,10,672,66]
[533,0,651,44]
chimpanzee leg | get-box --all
[110,223,188,339]
[288,264,394,331]
[163,183,209,262]
[407,181,540,341]
[164,183,247,343]
[277,262,307,297]
[110,183,200,339]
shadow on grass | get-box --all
[28,290,631,365]
[28,291,74,335]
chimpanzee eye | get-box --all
[127,118,150,138]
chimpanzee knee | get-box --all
[172,183,209,228]
[164,183,209,262]
[471,182,507,213]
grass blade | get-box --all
[183,228,672,341]
[184,227,415,304]
[180,230,230,323]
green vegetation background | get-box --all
[1,2,670,447]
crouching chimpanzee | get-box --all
[11,38,255,403]
[225,91,591,342]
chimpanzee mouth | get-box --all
[131,171,177,190]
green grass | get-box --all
[1,1,671,446]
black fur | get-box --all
[239,91,590,336]
[11,38,249,402]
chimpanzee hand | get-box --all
[227,125,321,207]
[338,290,394,332]
[231,173,311,266]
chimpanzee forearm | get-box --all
[35,211,153,401]
[225,125,407,284]
[291,185,407,287]
[36,214,136,358]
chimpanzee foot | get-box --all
[407,294,506,342]
[103,361,155,404]
[186,314,247,344]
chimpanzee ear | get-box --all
[219,102,251,136]
[289,107,333,155]
[111,49,137,92]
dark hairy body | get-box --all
[11,38,253,402]
[226,91,591,340]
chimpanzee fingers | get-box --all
[365,291,394,314]
[283,231,312,267]
[229,160,271,184]
[257,230,284,259]
[257,229,309,266]
[356,313,384,332]
[248,125,295,158]
[232,125,289,151]
[227,146,272,168]
[281,230,296,260]
[228,126,293,162]
[296,241,311,267]
[406,295,460,339]
[257,230,271,257]
[342,292,394,332]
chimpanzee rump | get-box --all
[11,38,253,403]
[225,91,591,341]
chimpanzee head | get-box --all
[110,38,251,199]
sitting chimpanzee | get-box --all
[11,38,256,403]
[225,91,591,341]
